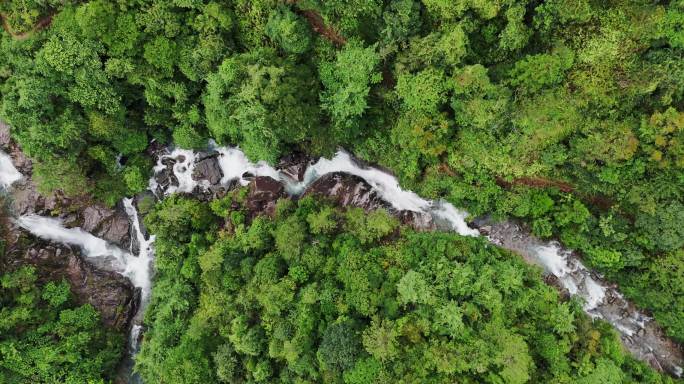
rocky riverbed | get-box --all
[1,128,682,379]
[149,144,684,378]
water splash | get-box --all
[0,150,21,189]
[122,198,155,306]
[151,147,476,237]
[15,206,154,303]
[149,145,682,376]
[215,147,281,186]
[15,215,130,266]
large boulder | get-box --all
[5,238,139,331]
[245,176,285,217]
[303,172,389,211]
[9,179,73,217]
[80,205,132,250]
[277,152,312,182]
[303,172,435,230]
[192,152,223,185]
[152,156,178,195]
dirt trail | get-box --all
[496,175,575,193]
[439,163,614,210]
[285,0,347,46]
[299,9,347,46]
[1,13,53,40]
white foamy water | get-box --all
[15,215,130,264]
[215,147,281,186]
[530,243,606,311]
[123,198,155,304]
[16,204,154,303]
[150,148,200,195]
[151,147,477,237]
[0,150,21,188]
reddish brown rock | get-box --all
[245,176,285,217]
[303,172,388,211]
[5,239,139,331]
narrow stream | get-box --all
[2,145,682,378]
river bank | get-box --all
[1,134,682,379]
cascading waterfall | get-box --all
[152,147,478,236]
[14,215,130,270]
[152,144,683,376]
[122,198,155,308]
[1,149,155,380]
[1,145,681,377]
[0,150,21,188]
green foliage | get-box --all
[136,195,670,383]
[266,6,312,54]
[319,41,381,140]
[204,49,321,162]
[32,157,89,197]
[0,267,124,383]
[2,0,684,369]
[509,47,574,94]
[635,202,684,252]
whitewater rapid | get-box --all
[150,145,682,376]
[151,147,479,236]
[0,150,21,188]
[1,144,681,376]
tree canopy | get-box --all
[1,0,684,378]
[136,193,674,383]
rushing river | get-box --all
[2,145,682,378]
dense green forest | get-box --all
[0,266,124,383]
[137,192,673,383]
[1,0,684,381]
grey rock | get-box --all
[278,152,311,182]
[192,155,222,185]
[81,205,132,250]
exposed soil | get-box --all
[299,9,347,46]
[439,163,614,210]
[496,176,575,193]
[1,13,53,40]
[285,1,347,47]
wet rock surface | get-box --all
[152,160,178,195]
[302,172,435,229]
[3,227,139,331]
[245,176,285,218]
[303,172,390,211]
[278,152,312,181]
[192,152,223,185]
[396,210,436,230]
[80,204,132,250]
